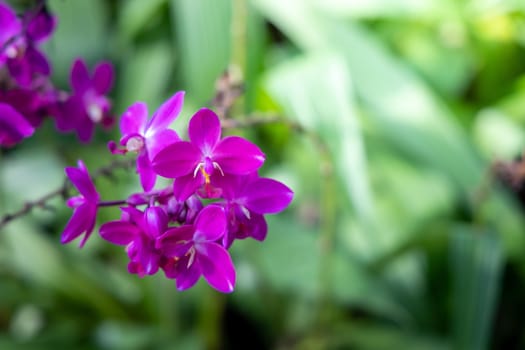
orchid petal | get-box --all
[144,206,168,239]
[194,206,226,242]
[197,242,236,293]
[172,172,204,202]
[0,3,20,43]
[0,103,34,147]
[156,226,194,257]
[65,164,99,202]
[76,117,95,143]
[137,151,156,191]
[7,58,32,87]
[145,128,180,159]
[61,203,93,245]
[92,61,113,94]
[175,255,201,291]
[99,220,140,245]
[213,136,265,174]
[188,108,221,153]
[152,141,201,178]
[25,46,50,75]
[243,178,293,214]
[146,91,184,135]
[26,7,56,42]
[243,212,268,241]
[70,59,90,94]
[138,244,160,275]
[120,102,148,136]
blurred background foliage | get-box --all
[1,0,525,349]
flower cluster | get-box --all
[61,91,294,293]
[0,0,114,147]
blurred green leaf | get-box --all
[450,226,503,350]
[117,0,169,43]
[115,40,174,113]
[265,53,377,251]
[310,0,442,19]
[255,0,483,193]
[45,0,110,86]
[169,0,231,104]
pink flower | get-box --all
[109,91,184,191]
[56,59,115,142]
[61,160,100,247]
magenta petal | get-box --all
[7,59,32,87]
[146,91,184,134]
[138,245,160,275]
[156,226,194,257]
[26,46,50,75]
[175,255,201,291]
[0,3,20,43]
[213,136,265,174]
[152,141,201,178]
[26,8,56,42]
[137,151,156,191]
[194,206,226,242]
[172,173,204,202]
[0,103,34,147]
[145,128,180,159]
[61,203,94,245]
[70,59,90,94]
[197,242,236,293]
[243,178,293,214]
[76,116,95,143]
[65,164,99,202]
[245,213,268,241]
[120,102,148,136]
[99,220,140,245]
[188,108,221,153]
[144,206,168,239]
[92,61,114,94]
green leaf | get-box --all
[117,0,169,42]
[115,40,174,113]
[255,0,483,193]
[450,226,503,350]
[169,0,231,104]
[45,0,110,86]
[264,53,377,246]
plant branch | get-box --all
[0,158,135,230]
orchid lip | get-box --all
[126,135,145,152]
[87,103,103,123]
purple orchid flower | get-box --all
[0,102,35,147]
[0,2,56,87]
[108,91,184,191]
[213,173,294,248]
[99,206,168,277]
[156,205,236,293]
[61,160,100,247]
[152,108,265,198]
[56,59,114,142]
